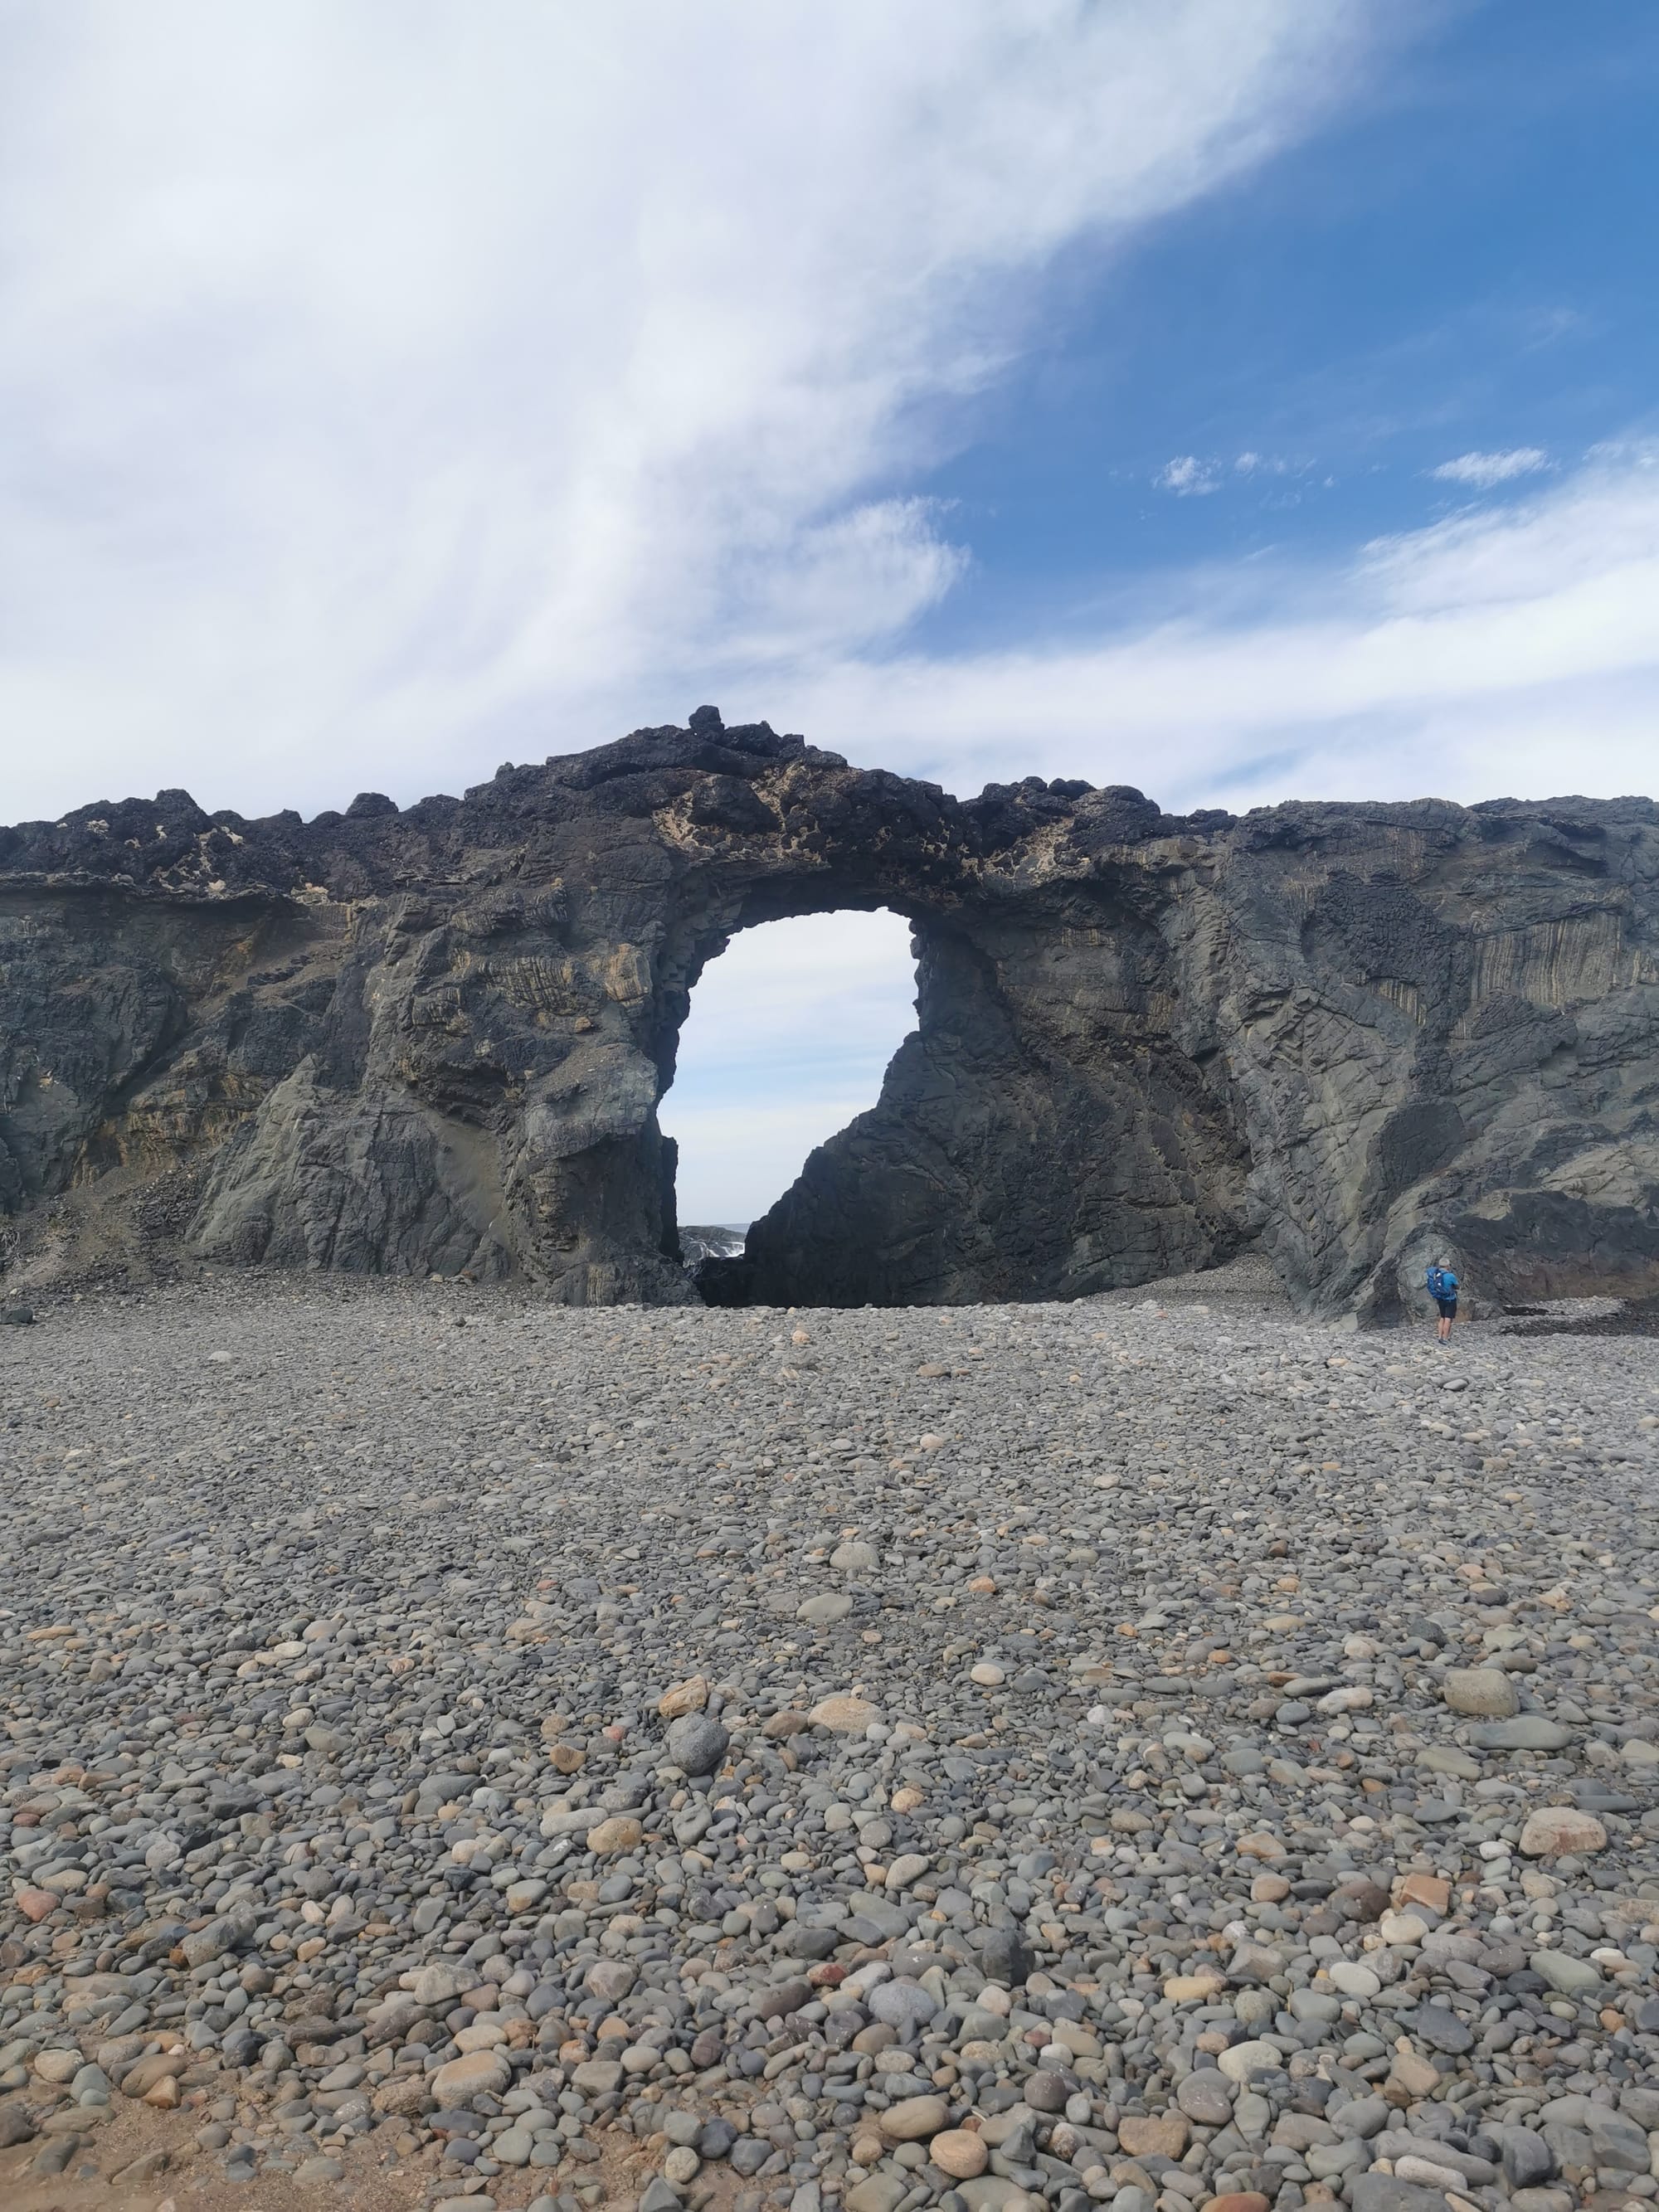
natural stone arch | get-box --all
[632,748,1253,1307]
[687,876,1251,1306]
[1,708,1656,1316]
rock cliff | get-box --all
[2,709,1656,1319]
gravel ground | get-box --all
[1,1269,1657,2212]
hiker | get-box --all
[1425,1258,1459,1343]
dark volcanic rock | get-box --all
[2,712,1657,1315]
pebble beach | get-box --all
[1,1268,1656,2212]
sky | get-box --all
[661,910,918,1226]
[3,1,1656,1221]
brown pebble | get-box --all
[930,2130,989,2179]
[1119,2114,1189,2160]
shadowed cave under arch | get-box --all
[656,868,1249,1310]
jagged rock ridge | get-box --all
[2,708,1656,1319]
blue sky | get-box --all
[2,2,1656,1221]
[904,1,1659,673]
[662,909,919,1228]
[669,2,1659,1219]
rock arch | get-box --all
[2,709,1656,1318]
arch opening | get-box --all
[663,878,1256,1311]
[656,907,918,1286]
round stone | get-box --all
[1024,2069,1072,2114]
[1410,2004,1473,2054]
[831,1540,880,1572]
[930,2130,989,2179]
[1176,2071,1234,2125]
[1119,2114,1188,2160]
[658,1675,709,1719]
[665,1711,730,1775]
[432,2049,512,2105]
[1165,1971,1226,2002]
[1217,2039,1281,2083]
[584,1959,637,2002]
[1470,1715,1574,1750]
[1519,1806,1608,1857]
[1532,1947,1603,1994]
[808,1695,880,1733]
[878,2093,950,2142]
[868,1978,937,2030]
[799,1592,854,1625]
[1378,1911,1428,1946]
[1441,1667,1520,1718]
[585,1815,643,1852]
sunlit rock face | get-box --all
[2,708,1655,1317]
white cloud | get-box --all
[769,440,1659,809]
[0,0,1373,824]
[1429,446,1552,489]
[1155,455,1222,496]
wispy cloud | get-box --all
[1155,455,1222,496]
[1430,446,1552,489]
[773,440,1659,809]
[0,0,1376,824]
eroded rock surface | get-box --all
[2,710,1656,1315]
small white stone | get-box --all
[1316,1684,1373,1714]
[1217,2039,1281,2083]
[1378,1910,1428,1947]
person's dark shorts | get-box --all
[1435,1295,1457,1320]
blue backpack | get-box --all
[1426,1265,1457,1300]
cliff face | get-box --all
[2,711,1657,1319]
